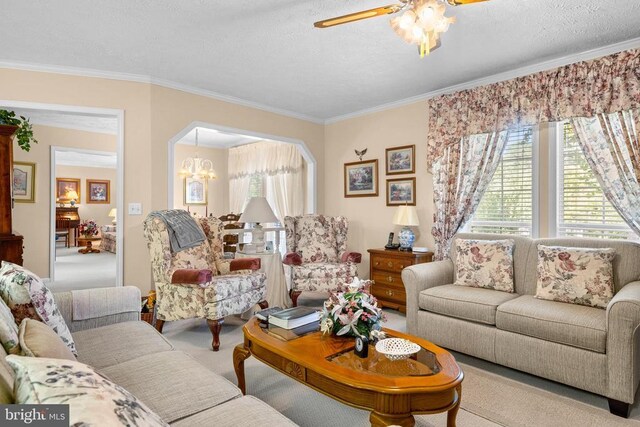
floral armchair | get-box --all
[283,215,361,306]
[143,211,267,351]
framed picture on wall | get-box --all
[184,176,208,205]
[344,159,379,197]
[56,178,81,203]
[12,161,36,203]
[87,179,110,204]
[386,177,416,206]
[385,144,415,175]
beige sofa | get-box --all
[0,286,297,426]
[402,233,640,418]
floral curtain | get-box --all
[427,49,640,171]
[571,109,640,236]
[432,131,509,259]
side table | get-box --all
[77,236,101,254]
[368,248,433,312]
[235,250,290,308]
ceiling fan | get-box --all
[314,0,489,57]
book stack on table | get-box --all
[255,306,321,341]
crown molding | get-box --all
[324,36,640,124]
[0,60,325,125]
[30,118,117,135]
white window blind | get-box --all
[469,127,534,236]
[558,122,631,239]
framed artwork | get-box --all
[184,176,208,205]
[344,159,379,198]
[87,179,110,204]
[386,177,416,206]
[12,161,36,203]
[385,144,415,175]
[56,178,81,203]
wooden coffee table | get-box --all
[77,236,101,254]
[234,319,463,426]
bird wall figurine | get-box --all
[355,148,367,161]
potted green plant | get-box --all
[0,110,38,151]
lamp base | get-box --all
[252,223,265,253]
[398,226,415,252]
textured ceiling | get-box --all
[56,151,117,169]
[4,108,118,134]
[1,0,639,121]
[177,128,263,148]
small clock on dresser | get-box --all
[367,248,433,312]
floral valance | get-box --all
[427,48,640,170]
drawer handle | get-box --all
[387,276,394,282]
[387,261,393,267]
[400,265,404,269]
[374,261,379,266]
[386,290,394,296]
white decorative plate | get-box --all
[375,338,421,361]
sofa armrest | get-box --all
[230,258,261,271]
[283,252,302,266]
[606,281,640,403]
[401,260,454,335]
[341,251,362,264]
[172,269,213,284]
[54,286,141,333]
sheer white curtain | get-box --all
[228,141,304,220]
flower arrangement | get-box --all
[78,220,99,237]
[320,278,386,338]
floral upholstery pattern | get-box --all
[284,215,359,295]
[535,245,616,309]
[454,239,515,293]
[100,229,117,253]
[0,262,76,355]
[7,355,168,426]
[143,211,267,322]
[0,298,19,354]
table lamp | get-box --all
[393,205,419,251]
[108,208,117,225]
[240,197,278,253]
[66,190,79,207]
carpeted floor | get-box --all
[161,294,640,427]
[51,246,116,291]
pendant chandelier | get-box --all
[179,128,218,180]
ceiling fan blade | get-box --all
[446,0,489,5]
[314,5,402,28]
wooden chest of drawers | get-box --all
[367,248,433,313]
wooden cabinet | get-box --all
[368,248,433,313]
[0,125,24,265]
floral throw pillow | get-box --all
[0,297,20,354]
[535,245,615,309]
[0,262,76,355]
[454,239,515,293]
[6,355,168,427]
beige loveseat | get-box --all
[0,286,297,426]
[402,233,640,418]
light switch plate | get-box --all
[128,203,142,215]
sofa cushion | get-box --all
[535,245,616,309]
[453,239,515,293]
[19,318,75,360]
[0,261,76,355]
[419,284,519,325]
[0,297,19,355]
[170,395,298,427]
[0,346,13,404]
[291,263,357,280]
[6,355,168,426]
[496,295,607,353]
[101,351,241,423]
[74,321,174,369]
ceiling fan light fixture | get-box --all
[390,0,455,57]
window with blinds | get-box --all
[557,122,631,239]
[469,127,534,236]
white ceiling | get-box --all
[177,127,263,148]
[1,1,639,122]
[2,108,118,134]
[56,150,117,169]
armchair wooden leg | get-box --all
[289,290,302,307]
[155,319,165,333]
[207,319,224,351]
[608,398,630,418]
[258,300,269,310]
